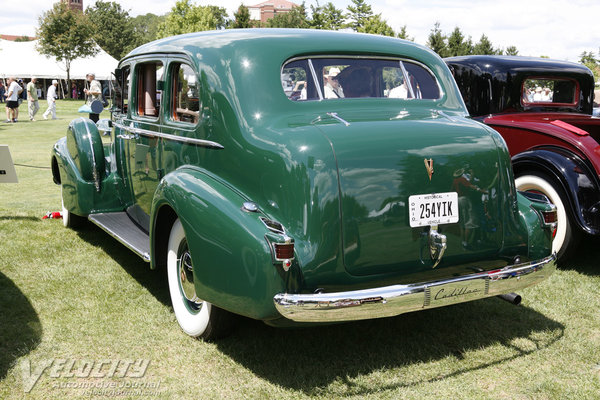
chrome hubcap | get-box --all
[177,242,202,310]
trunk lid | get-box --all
[314,108,506,277]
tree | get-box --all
[14,36,33,42]
[580,51,600,82]
[504,45,519,56]
[397,25,413,41]
[358,14,395,37]
[426,22,448,57]
[446,27,472,57]
[473,34,497,55]
[157,0,228,38]
[36,1,98,98]
[346,0,373,31]
[232,4,251,28]
[266,3,308,28]
[129,13,166,51]
[318,2,344,30]
[86,1,135,59]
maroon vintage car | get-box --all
[446,55,600,260]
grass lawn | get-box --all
[1,100,600,399]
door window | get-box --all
[135,62,164,118]
[169,63,200,124]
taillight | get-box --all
[541,209,557,224]
[274,243,294,260]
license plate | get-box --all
[409,192,459,227]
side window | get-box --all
[281,59,317,101]
[112,66,130,114]
[135,62,163,118]
[170,63,200,124]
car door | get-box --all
[123,59,165,231]
[160,59,212,179]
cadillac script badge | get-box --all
[424,158,434,180]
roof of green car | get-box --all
[124,28,438,64]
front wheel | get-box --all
[515,173,578,260]
[167,219,235,340]
[61,187,86,229]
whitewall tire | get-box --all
[167,218,234,340]
[61,187,85,228]
[515,173,576,259]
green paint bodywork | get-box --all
[51,29,554,321]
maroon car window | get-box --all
[522,78,578,106]
[282,57,441,101]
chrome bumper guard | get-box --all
[273,254,556,323]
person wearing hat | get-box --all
[43,80,59,120]
[533,86,543,101]
[27,78,39,121]
[84,72,102,122]
[323,67,344,99]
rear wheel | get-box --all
[167,219,235,340]
[515,173,578,260]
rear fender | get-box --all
[150,166,291,320]
[66,118,105,191]
[512,147,600,235]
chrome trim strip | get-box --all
[88,215,151,262]
[113,122,224,149]
[326,112,350,126]
[274,254,556,323]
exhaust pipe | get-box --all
[497,292,522,305]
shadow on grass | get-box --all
[215,297,564,396]
[558,234,600,276]
[72,223,565,396]
[0,271,42,380]
[74,223,171,307]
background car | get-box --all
[446,55,600,260]
[52,30,556,339]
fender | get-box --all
[150,166,292,320]
[512,146,600,235]
[51,119,123,216]
[66,118,105,191]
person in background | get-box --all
[0,82,5,103]
[84,72,102,122]
[5,77,22,123]
[72,82,78,100]
[27,77,39,121]
[43,80,59,120]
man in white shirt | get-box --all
[323,67,344,99]
[84,72,102,122]
[5,77,22,123]
[43,80,59,120]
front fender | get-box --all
[150,166,289,320]
[512,147,600,235]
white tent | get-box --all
[0,39,118,80]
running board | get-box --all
[88,212,151,262]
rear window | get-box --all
[522,78,578,106]
[282,57,441,101]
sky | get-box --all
[1,0,598,62]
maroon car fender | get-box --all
[512,147,600,235]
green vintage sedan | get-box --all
[51,29,557,339]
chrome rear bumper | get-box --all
[273,254,556,323]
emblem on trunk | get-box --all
[424,158,434,180]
